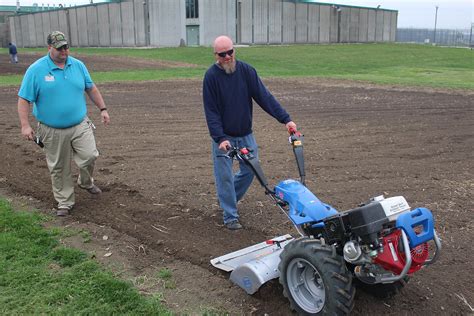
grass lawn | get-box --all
[1,43,473,89]
[0,199,170,315]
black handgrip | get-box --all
[34,136,44,148]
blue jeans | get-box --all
[212,133,259,224]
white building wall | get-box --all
[282,0,295,43]
[339,8,350,42]
[8,0,397,47]
[58,11,69,43]
[254,0,268,44]
[319,5,330,43]
[68,9,79,47]
[149,0,185,47]
[50,11,60,33]
[367,9,376,41]
[200,0,236,46]
[383,10,391,41]
[33,13,43,46]
[108,3,123,47]
[375,9,384,42]
[76,7,88,46]
[358,8,368,42]
[268,0,282,44]
[86,6,99,46]
[42,12,52,44]
[307,4,319,43]
[134,0,146,46]
[295,3,308,43]
[9,17,17,45]
[349,8,359,42]
[26,14,36,47]
[97,5,111,47]
[390,11,397,42]
[329,6,338,42]
[18,15,28,46]
[121,2,136,47]
[239,0,253,44]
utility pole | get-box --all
[470,23,473,50]
[433,6,439,44]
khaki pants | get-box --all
[37,117,99,209]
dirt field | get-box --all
[1,53,473,315]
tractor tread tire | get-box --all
[279,237,355,315]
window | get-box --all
[186,0,198,19]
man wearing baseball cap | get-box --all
[17,31,110,216]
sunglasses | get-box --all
[215,49,234,58]
[56,45,69,51]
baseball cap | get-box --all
[47,31,68,49]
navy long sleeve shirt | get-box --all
[9,44,17,55]
[203,60,291,144]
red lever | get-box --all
[240,148,249,154]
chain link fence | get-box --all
[396,25,473,48]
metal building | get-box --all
[8,0,397,47]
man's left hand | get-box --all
[101,110,110,126]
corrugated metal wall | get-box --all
[198,0,236,46]
[9,0,147,47]
[148,0,185,47]
[235,0,397,45]
[9,0,397,47]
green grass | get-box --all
[0,199,170,315]
[1,43,473,89]
[157,268,176,289]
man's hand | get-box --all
[285,121,297,134]
[21,125,34,141]
[18,97,34,140]
[219,140,231,151]
[86,85,109,126]
[101,110,110,126]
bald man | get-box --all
[203,35,297,230]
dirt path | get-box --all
[1,55,473,315]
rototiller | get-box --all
[211,131,441,315]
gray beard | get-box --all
[221,61,236,74]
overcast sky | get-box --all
[326,0,473,29]
[1,0,472,29]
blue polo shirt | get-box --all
[18,54,94,128]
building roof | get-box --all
[297,0,398,12]
[0,1,117,14]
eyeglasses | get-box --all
[215,49,234,58]
[56,45,69,51]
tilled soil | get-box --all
[1,53,473,315]
[0,52,195,75]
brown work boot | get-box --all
[82,184,102,194]
[225,220,243,230]
[56,205,73,216]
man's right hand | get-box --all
[219,140,231,151]
[18,97,34,141]
[21,125,34,141]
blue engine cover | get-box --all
[396,207,435,248]
[275,179,338,227]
